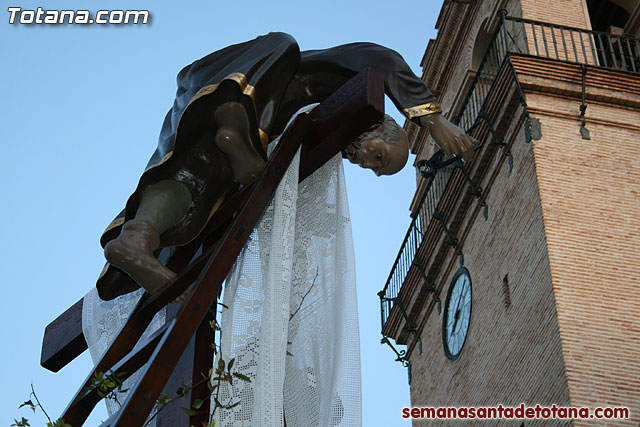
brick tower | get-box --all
[379,1,640,425]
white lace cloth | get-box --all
[83,105,362,426]
[82,287,166,423]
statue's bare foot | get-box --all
[214,102,266,186]
[104,219,176,295]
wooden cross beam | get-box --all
[41,68,384,426]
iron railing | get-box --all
[456,12,519,131]
[379,12,640,334]
[515,16,640,74]
[379,162,456,330]
[378,14,516,333]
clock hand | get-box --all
[451,310,459,336]
[450,288,465,333]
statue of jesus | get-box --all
[97,32,477,300]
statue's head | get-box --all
[343,114,409,176]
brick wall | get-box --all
[400,2,639,425]
[520,0,593,29]
[408,123,571,426]
[528,92,640,426]
[409,0,522,211]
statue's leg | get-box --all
[214,102,266,185]
[104,179,191,294]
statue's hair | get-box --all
[353,114,404,147]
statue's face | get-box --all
[344,124,409,176]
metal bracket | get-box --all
[478,110,513,172]
[379,294,417,332]
[580,65,590,140]
[416,150,458,180]
[412,259,436,293]
[455,160,483,199]
[380,336,412,384]
[455,160,488,219]
[433,210,459,248]
[458,158,489,220]
[381,337,410,367]
[478,110,505,149]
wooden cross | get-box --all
[40,68,384,426]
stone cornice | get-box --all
[421,3,479,103]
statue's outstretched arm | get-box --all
[302,43,479,161]
[420,114,479,162]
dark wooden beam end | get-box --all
[41,298,87,372]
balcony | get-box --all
[379,13,640,341]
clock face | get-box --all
[442,267,472,361]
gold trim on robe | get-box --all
[189,83,219,105]
[402,101,442,119]
[188,72,257,106]
[184,73,266,155]
[258,129,269,152]
[226,72,256,101]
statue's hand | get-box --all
[421,114,479,162]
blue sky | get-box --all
[0,1,441,425]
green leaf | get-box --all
[233,372,251,382]
[156,394,172,406]
[227,358,235,372]
[192,398,204,410]
[11,417,30,427]
[19,400,35,412]
[181,407,198,416]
